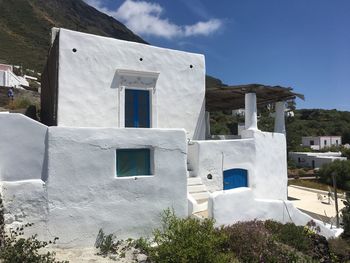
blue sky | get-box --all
[85,0,350,110]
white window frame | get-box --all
[116,69,159,128]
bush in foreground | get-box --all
[146,209,232,263]
[137,211,350,262]
[220,220,311,262]
[0,224,67,263]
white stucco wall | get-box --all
[1,126,188,247]
[208,188,341,238]
[56,29,205,140]
[44,127,187,247]
[1,180,49,239]
[243,130,288,200]
[189,130,288,200]
[188,138,255,192]
[0,113,47,181]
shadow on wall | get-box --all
[41,131,49,182]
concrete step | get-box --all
[193,210,209,219]
[188,184,207,193]
[187,176,210,214]
[187,177,202,185]
[191,191,210,200]
[197,199,208,205]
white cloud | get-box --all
[84,0,223,39]
[114,0,182,39]
[184,19,222,37]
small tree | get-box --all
[147,209,232,263]
[318,160,350,190]
[341,192,350,239]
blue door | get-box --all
[223,168,248,190]
[125,89,150,128]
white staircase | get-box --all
[187,177,209,214]
[188,177,209,203]
[186,160,210,215]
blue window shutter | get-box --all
[125,89,150,128]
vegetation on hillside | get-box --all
[210,108,350,151]
[287,109,350,151]
[318,160,350,191]
[288,179,345,193]
[0,0,146,72]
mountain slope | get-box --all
[0,0,146,72]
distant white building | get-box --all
[0,63,29,89]
[302,136,342,150]
[289,151,346,169]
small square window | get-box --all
[116,149,151,177]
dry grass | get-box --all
[288,179,345,194]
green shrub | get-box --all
[9,97,33,110]
[288,158,297,169]
[133,237,151,255]
[298,169,307,177]
[341,147,350,160]
[94,229,118,257]
[147,209,232,263]
[328,238,350,262]
[0,224,66,263]
[264,220,334,262]
[318,160,350,190]
[341,192,350,240]
[220,220,309,262]
[265,220,312,252]
[220,220,270,262]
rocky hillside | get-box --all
[0,0,146,72]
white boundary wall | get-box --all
[0,113,47,181]
[188,130,288,200]
[208,188,342,238]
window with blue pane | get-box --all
[125,89,150,128]
[116,149,151,177]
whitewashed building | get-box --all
[0,28,341,247]
[302,136,342,150]
[0,63,29,89]
[289,151,346,169]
